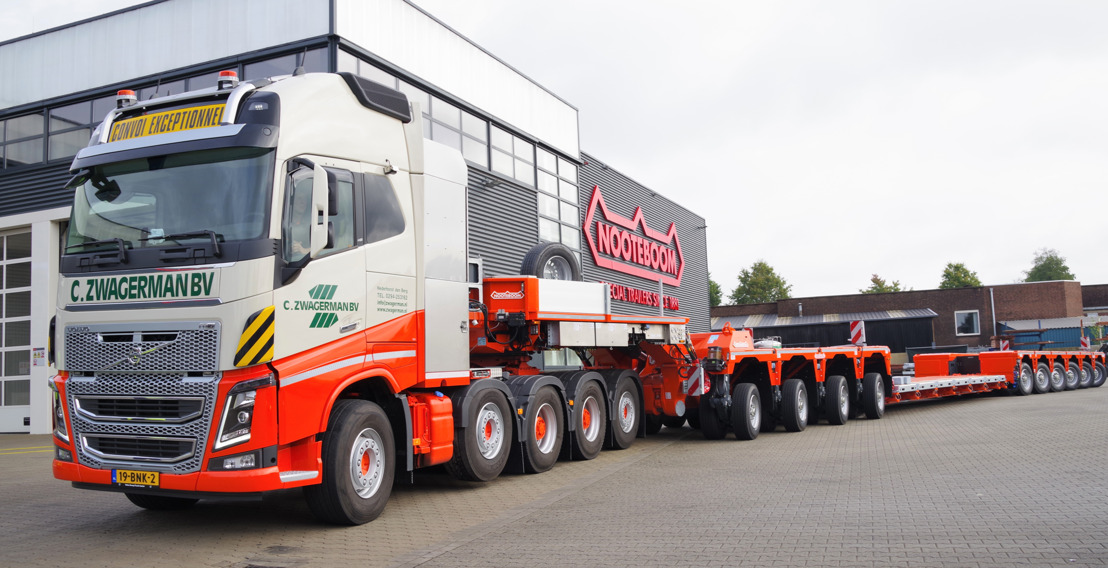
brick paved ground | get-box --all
[1,385,1105,567]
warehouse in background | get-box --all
[0,0,708,433]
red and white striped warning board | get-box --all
[1080,336,1091,350]
[849,320,865,345]
[1000,339,1010,351]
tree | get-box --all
[938,262,981,289]
[859,274,903,294]
[1024,248,1075,282]
[728,261,792,304]
[708,272,722,307]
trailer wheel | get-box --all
[1033,363,1051,393]
[125,493,198,511]
[304,399,395,525]
[781,379,808,432]
[731,383,761,441]
[1049,362,1066,392]
[1064,362,1080,390]
[606,374,640,449]
[862,372,885,420]
[1015,363,1034,395]
[1093,362,1107,388]
[823,375,849,425]
[445,388,513,482]
[686,407,701,430]
[699,397,726,440]
[567,381,606,460]
[644,413,663,435]
[662,415,687,429]
[1079,362,1094,388]
[520,242,581,281]
[514,386,563,473]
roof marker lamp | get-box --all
[218,70,239,90]
[115,89,137,109]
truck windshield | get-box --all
[65,147,274,252]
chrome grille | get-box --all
[64,322,220,372]
[67,373,219,474]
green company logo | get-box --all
[283,284,359,329]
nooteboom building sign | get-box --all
[583,185,685,287]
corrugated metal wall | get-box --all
[578,152,710,333]
[0,164,72,216]
[466,168,539,279]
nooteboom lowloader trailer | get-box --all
[679,324,1106,442]
[49,70,703,525]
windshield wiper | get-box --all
[64,238,129,265]
[140,230,223,258]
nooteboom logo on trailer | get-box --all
[283,284,359,328]
[490,290,524,300]
[583,185,685,287]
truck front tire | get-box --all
[305,399,395,525]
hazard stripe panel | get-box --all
[234,306,275,367]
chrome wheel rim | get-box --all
[617,391,635,434]
[747,392,760,430]
[542,256,573,280]
[581,395,601,442]
[475,401,505,460]
[837,382,849,416]
[534,403,558,454]
[349,428,385,499]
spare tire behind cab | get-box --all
[520,242,581,281]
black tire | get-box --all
[662,415,687,429]
[644,413,663,435]
[1064,362,1080,390]
[862,372,885,420]
[565,381,605,461]
[124,493,198,511]
[606,374,641,450]
[731,383,761,441]
[1015,363,1034,396]
[823,375,850,425]
[1093,362,1107,388]
[514,386,563,473]
[1079,362,1094,388]
[1033,362,1051,394]
[781,379,808,433]
[520,242,581,281]
[686,406,701,430]
[1049,362,1066,392]
[699,396,726,440]
[304,399,395,525]
[444,388,513,482]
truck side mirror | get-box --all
[309,163,330,257]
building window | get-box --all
[535,147,580,257]
[1,231,32,407]
[955,310,980,336]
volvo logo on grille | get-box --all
[128,346,143,365]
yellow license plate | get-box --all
[107,104,225,143]
[113,469,160,488]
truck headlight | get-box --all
[50,379,69,443]
[214,375,274,451]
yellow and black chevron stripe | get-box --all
[234,306,275,367]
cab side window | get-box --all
[364,173,404,244]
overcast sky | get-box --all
[3,0,1106,299]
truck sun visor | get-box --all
[338,72,412,123]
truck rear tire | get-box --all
[1079,362,1094,388]
[862,372,885,420]
[1093,362,1107,388]
[731,383,760,441]
[781,378,808,432]
[520,242,581,281]
[514,386,563,473]
[662,415,686,429]
[445,388,513,482]
[305,399,395,525]
[1016,363,1034,395]
[1049,362,1066,392]
[1033,363,1051,393]
[606,373,641,450]
[644,413,663,435]
[1064,362,1080,390]
[564,380,606,460]
[823,375,849,425]
[699,397,726,440]
[125,493,198,511]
